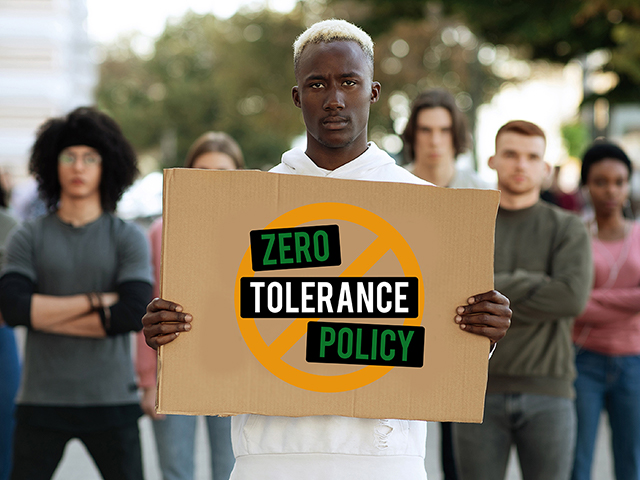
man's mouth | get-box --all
[323,116,348,129]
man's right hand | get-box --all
[142,298,192,350]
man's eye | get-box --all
[310,83,324,88]
[343,80,356,86]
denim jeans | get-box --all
[152,415,234,480]
[0,326,20,480]
[572,349,640,480]
[452,393,576,480]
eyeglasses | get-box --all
[58,152,102,166]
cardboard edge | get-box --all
[155,168,175,414]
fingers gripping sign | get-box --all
[143,298,193,350]
[454,290,512,347]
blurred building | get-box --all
[0,0,96,181]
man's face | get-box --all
[489,132,549,196]
[413,107,456,166]
[57,145,102,202]
[292,41,380,158]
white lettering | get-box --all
[317,282,333,313]
[250,281,265,313]
[376,282,392,313]
[356,282,374,313]
[337,283,354,313]
[285,282,299,313]
[301,282,315,313]
[267,282,283,313]
[395,282,408,313]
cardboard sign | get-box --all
[157,169,499,422]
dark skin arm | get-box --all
[143,290,512,350]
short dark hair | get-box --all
[29,107,138,213]
[402,89,470,162]
[185,132,244,169]
[580,141,632,185]
[495,120,546,147]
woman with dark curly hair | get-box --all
[0,107,152,480]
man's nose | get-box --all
[324,86,345,110]
[71,158,86,170]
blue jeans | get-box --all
[453,393,576,480]
[572,349,640,480]
[0,326,20,480]
[152,415,234,480]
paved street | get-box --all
[52,415,614,479]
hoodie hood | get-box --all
[270,142,428,185]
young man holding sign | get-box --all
[143,20,511,480]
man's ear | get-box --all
[370,82,381,104]
[488,155,497,170]
[543,161,552,177]
[292,86,301,108]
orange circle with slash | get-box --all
[234,202,423,393]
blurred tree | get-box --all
[366,18,500,163]
[97,10,305,169]
[561,121,591,158]
[325,0,640,102]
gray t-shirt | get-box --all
[2,212,152,406]
[0,208,18,266]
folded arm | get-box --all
[0,273,150,337]
[495,218,593,324]
[589,287,640,313]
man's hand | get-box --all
[455,290,511,346]
[142,298,192,350]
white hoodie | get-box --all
[229,143,430,480]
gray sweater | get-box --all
[488,201,592,399]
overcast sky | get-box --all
[86,0,297,44]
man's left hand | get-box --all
[455,290,511,346]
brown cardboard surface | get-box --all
[157,168,499,422]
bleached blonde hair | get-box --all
[293,19,374,75]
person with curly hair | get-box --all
[0,107,152,480]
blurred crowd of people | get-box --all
[0,17,638,480]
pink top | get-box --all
[136,217,163,389]
[573,222,640,356]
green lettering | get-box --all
[338,327,353,359]
[261,234,277,266]
[398,330,414,362]
[313,230,330,262]
[355,328,369,360]
[278,232,293,264]
[371,328,378,361]
[380,330,396,361]
[294,231,312,263]
[319,326,336,358]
